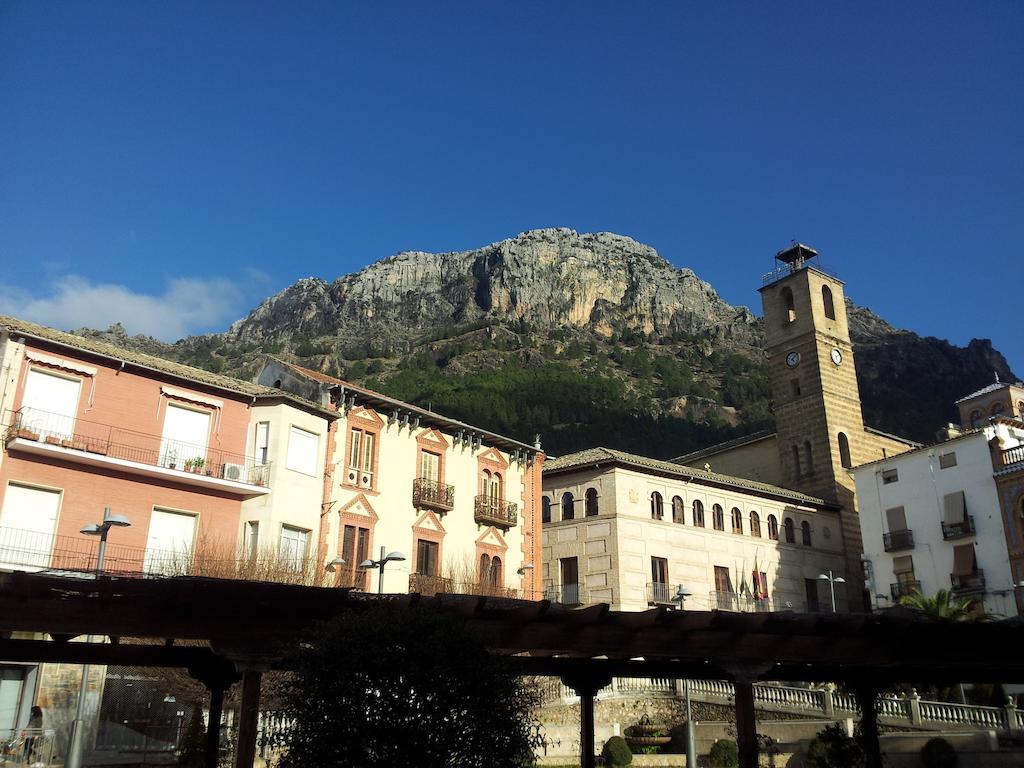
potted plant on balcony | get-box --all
[184,458,194,473]
[166,449,178,470]
[194,457,206,475]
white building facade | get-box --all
[853,421,1024,617]
[542,448,848,613]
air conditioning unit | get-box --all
[359,472,372,489]
[222,462,247,482]
[346,468,359,484]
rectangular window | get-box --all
[145,509,197,575]
[416,539,439,577]
[752,571,769,600]
[560,556,580,604]
[286,426,319,475]
[342,524,371,589]
[885,506,908,532]
[254,422,270,465]
[279,525,310,565]
[651,556,668,585]
[21,369,81,438]
[160,403,211,467]
[420,451,440,483]
[881,468,899,484]
[714,565,734,609]
[347,428,377,488]
[790,378,801,398]
[245,521,259,558]
[804,578,820,612]
[0,483,61,569]
[892,555,915,582]
[938,452,957,469]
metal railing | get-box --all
[942,515,975,540]
[407,572,521,599]
[883,529,915,551]
[1,728,55,766]
[647,582,674,605]
[709,590,773,612]
[951,570,986,592]
[545,583,583,606]
[474,495,518,528]
[5,407,270,488]
[890,580,921,601]
[412,477,455,512]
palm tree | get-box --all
[898,588,980,621]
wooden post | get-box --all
[234,668,263,768]
[855,683,883,768]
[561,672,612,768]
[205,683,225,768]
[734,681,758,768]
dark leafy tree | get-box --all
[277,603,541,768]
[176,703,206,768]
[807,723,864,768]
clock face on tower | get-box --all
[786,351,801,368]
[831,348,843,366]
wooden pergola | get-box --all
[2,571,1022,768]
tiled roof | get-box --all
[672,429,776,464]
[0,315,333,416]
[545,447,832,508]
[955,380,1021,404]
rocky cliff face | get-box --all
[81,229,1017,451]
[227,229,760,354]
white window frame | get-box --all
[285,426,320,476]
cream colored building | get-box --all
[542,448,848,613]
[257,359,544,598]
[957,377,1024,427]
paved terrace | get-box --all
[1,571,1022,768]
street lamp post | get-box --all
[66,508,131,768]
[817,570,846,613]
[671,585,696,768]
[359,546,406,595]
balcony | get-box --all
[4,408,270,497]
[545,583,583,606]
[474,495,518,529]
[883,529,915,552]
[941,515,975,540]
[951,570,986,593]
[407,573,521,599]
[647,582,674,605]
[1001,444,1024,469]
[412,477,455,513]
[890,580,921,601]
[710,590,773,613]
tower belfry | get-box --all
[760,243,869,604]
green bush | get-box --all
[176,703,206,768]
[601,735,632,766]
[807,723,864,768]
[709,738,739,768]
[921,737,958,768]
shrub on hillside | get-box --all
[601,735,632,766]
[709,738,739,768]
[807,723,864,768]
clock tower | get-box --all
[759,244,871,605]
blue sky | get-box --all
[1,2,1021,372]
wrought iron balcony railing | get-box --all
[883,529,915,552]
[941,515,975,540]
[5,407,270,494]
[890,580,921,601]
[951,570,985,592]
[474,495,518,529]
[412,477,455,512]
[709,590,773,613]
[545,583,583,606]
[647,582,674,605]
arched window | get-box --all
[969,409,983,427]
[712,504,725,531]
[693,500,705,527]
[541,496,551,524]
[585,488,599,516]
[792,444,801,478]
[480,469,491,495]
[479,553,491,583]
[1017,401,1024,418]
[838,432,852,469]
[490,472,502,501]
[784,518,795,544]
[731,507,743,534]
[561,492,575,521]
[822,285,836,320]
[767,514,779,540]
[801,520,812,546]
[750,511,761,538]
[490,555,502,587]
[803,440,814,475]
[672,496,685,524]
[992,402,1006,417]
[781,286,796,323]
[651,491,664,520]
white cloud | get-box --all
[0,272,268,341]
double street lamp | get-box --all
[817,570,846,613]
[66,508,131,768]
[670,585,697,768]
[359,546,406,594]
